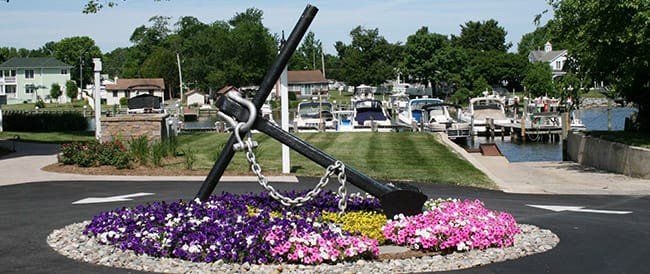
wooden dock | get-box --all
[496,122,563,142]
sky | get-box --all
[0,0,554,54]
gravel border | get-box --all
[48,221,559,273]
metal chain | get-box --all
[233,123,348,212]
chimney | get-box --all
[544,41,552,53]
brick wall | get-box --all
[100,114,169,143]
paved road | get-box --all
[1,178,647,274]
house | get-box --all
[103,78,165,105]
[528,42,568,79]
[0,57,72,104]
[186,89,207,106]
[288,70,328,97]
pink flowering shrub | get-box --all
[383,199,520,252]
[265,224,379,264]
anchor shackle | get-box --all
[216,91,257,133]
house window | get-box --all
[112,91,118,97]
[5,85,16,94]
[61,69,68,75]
[25,69,34,79]
[555,61,562,70]
[125,91,131,98]
[26,85,35,94]
[4,70,16,77]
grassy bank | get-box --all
[0,131,94,143]
[587,131,650,149]
[174,132,494,188]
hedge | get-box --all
[2,111,88,132]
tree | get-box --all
[403,27,449,85]
[523,62,555,97]
[452,19,511,52]
[44,37,102,86]
[289,32,323,70]
[50,83,62,100]
[550,0,650,130]
[66,80,78,101]
[517,20,566,55]
[335,26,401,87]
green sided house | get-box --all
[0,57,73,105]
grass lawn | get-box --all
[587,131,650,149]
[2,101,88,111]
[0,131,94,143]
[174,132,494,188]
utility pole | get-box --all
[79,56,83,99]
[176,53,184,105]
[93,58,102,142]
[321,45,326,79]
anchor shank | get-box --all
[196,5,318,201]
[255,118,395,197]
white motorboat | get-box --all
[461,92,511,135]
[398,98,444,126]
[293,101,337,132]
[352,99,392,129]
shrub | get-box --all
[50,83,62,99]
[166,136,179,156]
[59,140,132,169]
[183,148,197,170]
[2,111,88,132]
[151,141,167,167]
[288,91,297,101]
[119,97,128,106]
[66,80,78,100]
[211,142,226,162]
[129,136,150,166]
[35,100,45,109]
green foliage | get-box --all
[403,27,449,85]
[335,26,402,86]
[65,81,78,100]
[50,83,62,99]
[34,100,46,109]
[129,136,150,166]
[119,96,128,106]
[452,19,511,52]
[151,140,167,167]
[289,32,323,70]
[523,62,555,97]
[211,142,226,162]
[550,0,650,130]
[472,77,491,95]
[288,92,297,101]
[166,135,179,156]
[2,111,88,132]
[59,140,132,169]
[43,36,102,84]
[183,147,197,170]
[517,20,566,55]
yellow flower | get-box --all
[322,211,387,244]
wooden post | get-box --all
[607,98,612,131]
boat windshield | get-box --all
[427,105,445,116]
[298,102,332,118]
[410,99,442,110]
[355,100,382,110]
[473,100,503,110]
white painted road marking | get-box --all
[72,193,155,204]
[527,204,632,215]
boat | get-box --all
[398,97,444,127]
[293,101,337,132]
[352,99,392,130]
[421,102,471,139]
[461,92,511,135]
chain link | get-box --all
[234,123,348,212]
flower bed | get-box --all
[84,193,521,265]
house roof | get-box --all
[105,78,165,90]
[529,50,567,62]
[288,70,327,84]
[0,57,72,68]
[216,85,239,95]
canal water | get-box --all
[463,107,637,162]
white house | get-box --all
[186,90,206,106]
[104,78,165,105]
[528,42,568,79]
[287,70,328,97]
